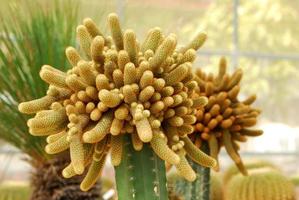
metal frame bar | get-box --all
[116,0,125,24]
[232,0,239,67]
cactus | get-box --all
[189,142,211,200]
[210,175,222,200]
[115,135,168,200]
[190,57,263,174]
[18,13,218,199]
[168,169,223,200]
[223,159,279,184]
[226,168,295,200]
[174,58,263,200]
[173,142,211,200]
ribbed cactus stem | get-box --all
[197,141,210,200]
[115,135,168,200]
[188,141,210,200]
[176,142,210,200]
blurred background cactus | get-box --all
[226,168,295,200]
[168,171,223,200]
[169,159,296,200]
[223,159,278,184]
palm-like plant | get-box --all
[0,0,101,199]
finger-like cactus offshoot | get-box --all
[18,13,216,191]
[191,58,263,174]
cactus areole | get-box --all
[18,13,218,198]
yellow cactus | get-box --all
[82,111,113,143]
[69,133,85,175]
[45,133,69,154]
[179,32,207,53]
[131,132,143,151]
[181,136,217,168]
[110,135,124,166]
[191,58,263,174]
[150,130,180,165]
[18,13,217,190]
[80,150,108,191]
[62,144,94,179]
[226,168,295,200]
[223,159,279,184]
[108,13,123,51]
[175,151,196,182]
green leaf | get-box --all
[0,0,79,160]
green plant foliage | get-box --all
[290,175,299,186]
[115,135,168,200]
[226,168,295,200]
[0,182,31,200]
[0,0,79,159]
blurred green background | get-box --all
[0,0,298,199]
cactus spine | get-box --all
[115,135,168,200]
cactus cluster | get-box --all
[18,13,217,191]
[226,168,295,200]
[190,58,263,173]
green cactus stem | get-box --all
[175,142,211,200]
[115,135,168,200]
[191,141,210,200]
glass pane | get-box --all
[239,0,299,54]
[124,0,233,50]
[239,58,299,126]
[80,0,117,34]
